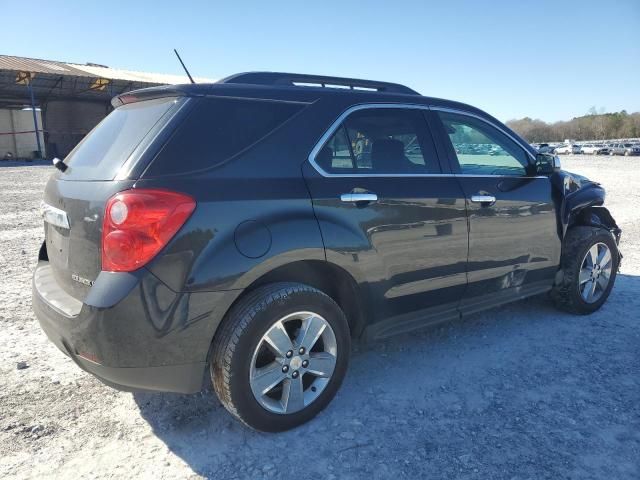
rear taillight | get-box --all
[102,189,196,272]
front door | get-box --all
[432,109,560,314]
[303,106,468,333]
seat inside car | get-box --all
[371,138,417,173]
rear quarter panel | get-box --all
[138,173,326,293]
[137,103,336,293]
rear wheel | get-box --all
[210,283,350,431]
[551,226,619,314]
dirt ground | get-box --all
[0,155,638,479]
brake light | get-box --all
[102,189,196,272]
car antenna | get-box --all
[173,49,195,84]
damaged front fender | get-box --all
[550,170,621,243]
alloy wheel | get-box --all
[249,311,338,414]
[579,242,613,303]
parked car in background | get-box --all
[610,143,640,156]
[582,144,610,155]
[555,144,582,155]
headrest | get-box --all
[371,138,404,172]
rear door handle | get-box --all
[470,194,496,204]
[340,193,378,203]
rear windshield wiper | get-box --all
[52,157,68,172]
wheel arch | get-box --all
[239,259,369,339]
[208,259,369,352]
[568,206,621,244]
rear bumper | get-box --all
[32,262,240,393]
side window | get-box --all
[315,108,438,174]
[320,126,353,169]
[437,111,530,176]
[146,97,305,176]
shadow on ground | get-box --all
[134,274,640,479]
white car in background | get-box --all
[555,144,582,155]
[582,144,610,155]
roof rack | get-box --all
[219,72,420,95]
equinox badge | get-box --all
[71,273,94,287]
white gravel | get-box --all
[0,155,638,479]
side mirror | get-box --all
[534,153,561,175]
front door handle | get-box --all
[470,194,496,204]
[340,192,378,203]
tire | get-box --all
[210,282,350,432]
[551,226,619,314]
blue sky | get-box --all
[4,0,639,122]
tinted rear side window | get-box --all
[145,97,305,176]
[63,97,180,181]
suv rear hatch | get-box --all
[42,96,186,301]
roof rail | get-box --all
[219,72,420,95]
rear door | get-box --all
[303,106,468,331]
[431,109,560,314]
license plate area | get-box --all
[46,222,70,270]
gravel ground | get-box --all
[0,155,638,479]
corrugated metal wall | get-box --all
[43,100,110,159]
[0,101,110,159]
[0,109,45,159]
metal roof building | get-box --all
[0,54,214,159]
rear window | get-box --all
[145,97,305,176]
[62,97,180,180]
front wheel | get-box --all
[551,226,619,314]
[210,283,350,431]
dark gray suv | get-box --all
[33,72,621,431]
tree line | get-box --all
[506,110,640,143]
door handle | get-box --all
[340,193,378,203]
[470,194,496,204]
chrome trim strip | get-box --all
[307,103,536,178]
[41,201,70,229]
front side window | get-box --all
[438,111,530,176]
[315,108,438,175]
